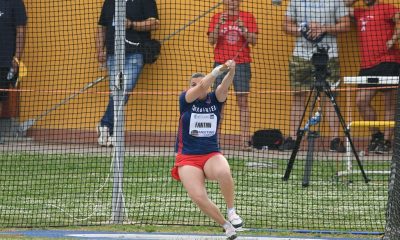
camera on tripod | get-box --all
[283,44,370,185]
[311,45,330,89]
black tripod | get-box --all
[282,46,370,185]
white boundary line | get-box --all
[67,233,330,240]
[0,230,378,240]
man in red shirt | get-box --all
[346,0,400,153]
[208,0,258,151]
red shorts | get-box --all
[171,152,221,181]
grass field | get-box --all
[0,151,390,234]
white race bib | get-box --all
[189,113,217,137]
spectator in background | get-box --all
[282,0,351,152]
[96,0,159,147]
[0,0,27,144]
[171,60,242,240]
[208,0,258,151]
[345,0,400,154]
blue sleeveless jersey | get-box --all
[175,91,224,154]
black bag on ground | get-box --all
[252,129,283,150]
[141,39,161,64]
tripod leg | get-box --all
[323,89,370,183]
[283,129,305,181]
[302,131,319,187]
[283,88,320,181]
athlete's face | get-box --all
[190,77,202,89]
[190,77,209,99]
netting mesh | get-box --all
[384,87,400,240]
[0,0,399,236]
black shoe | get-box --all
[279,137,295,151]
[368,132,384,152]
[375,140,391,154]
[330,138,346,153]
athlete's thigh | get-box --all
[204,154,231,181]
[178,165,206,194]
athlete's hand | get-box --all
[225,60,236,71]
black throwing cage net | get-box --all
[0,0,399,237]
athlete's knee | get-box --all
[187,189,208,204]
[214,168,233,182]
